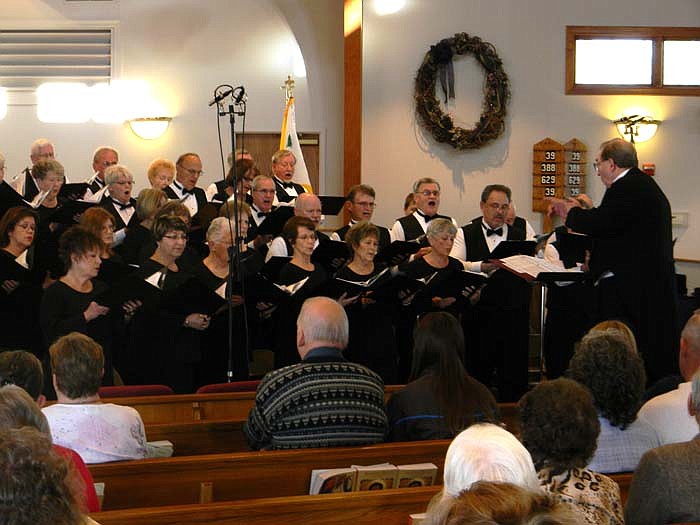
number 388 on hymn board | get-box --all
[532,137,587,213]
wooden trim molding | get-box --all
[343,0,362,223]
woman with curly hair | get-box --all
[568,331,660,473]
[0,426,99,525]
[519,378,623,525]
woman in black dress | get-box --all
[125,215,211,393]
[209,158,258,204]
[0,207,43,354]
[335,221,398,383]
[192,207,262,383]
[32,159,66,280]
[272,216,328,368]
[79,207,133,284]
[116,188,167,265]
[39,227,115,396]
[396,218,464,381]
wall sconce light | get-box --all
[127,116,172,140]
[613,115,660,144]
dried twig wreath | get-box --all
[415,33,510,150]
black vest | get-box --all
[462,217,529,309]
[398,213,450,242]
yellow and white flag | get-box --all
[280,97,312,192]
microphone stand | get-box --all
[215,86,249,382]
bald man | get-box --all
[244,297,387,450]
[265,193,329,260]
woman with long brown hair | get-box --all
[386,311,498,441]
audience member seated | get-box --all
[568,330,660,473]
[386,311,498,441]
[519,378,623,525]
[439,423,540,501]
[244,296,388,450]
[624,368,700,524]
[588,319,638,354]
[423,481,580,525]
[0,427,99,525]
[42,332,148,464]
[0,384,100,513]
[637,310,700,445]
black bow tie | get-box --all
[416,211,435,223]
[181,187,195,195]
[113,199,133,211]
[281,181,294,189]
[257,211,270,218]
[486,227,503,237]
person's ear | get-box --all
[36,394,47,408]
[297,327,305,350]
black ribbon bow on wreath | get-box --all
[430,41,455,103]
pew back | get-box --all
[93,486,440,525]
[90,439,449,510]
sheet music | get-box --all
[215,281,227,299]
[499,255,582,279]
[275,276,309,295]
[15,250,29,269]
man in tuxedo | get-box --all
[246,174,277,250]
[85,146,119,197]
[331,184,390,250]
[271,149,307,204]
[164,153,208,217]
[459,184,531,402]
[100,164,137,243]
[550,138,678,384]
[12,138,55,201]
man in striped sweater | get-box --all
[244,297,388,450]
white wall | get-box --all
[362,0,700,287]
[0,0,343,202]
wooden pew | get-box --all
[146,419,248,456]
[93,485,440,525]
[91,385,405,425]
[90,439,450,510]
[610,472,633,505]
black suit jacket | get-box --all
[273,177,307,203]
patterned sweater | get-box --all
[244,347,388,450]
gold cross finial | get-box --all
[282,75,295,102]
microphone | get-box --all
[233,86,246,104]
[208,88,233,107]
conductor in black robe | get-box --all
[550,138,678,384]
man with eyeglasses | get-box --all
[85,146,119,198]
[549,138,677,385]
[164,152,208,217]
[266,193,329,261]
[331,184,390,250]
[459,184,531,402]
[246,174,277,251]
[271,149,307,204]
[11,138,56,201]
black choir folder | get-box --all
[376,240,422,265]
[556,230,592,268]
[309,463,437,495]
[489,240,536,259]
[311,240,351,273]
[256,206,295,237]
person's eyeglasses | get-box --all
[418,190,440,197]
[254,189,275,195]
[182,167,204,177]
[487,203,510,212]
[15,222,36,231]
[100,161,118,168]
[297,233,317,241]
[163,233,187,241]
[354,201,377,209]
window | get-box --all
[0,28,112,90]
[566,26,700,96]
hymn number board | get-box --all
[532,138,564,213]
[563,138,587,198]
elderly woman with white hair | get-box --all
[191,210,263,383]
[424,423,540,522]
[395,217,466,381]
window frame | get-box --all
[565,26,700,96]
